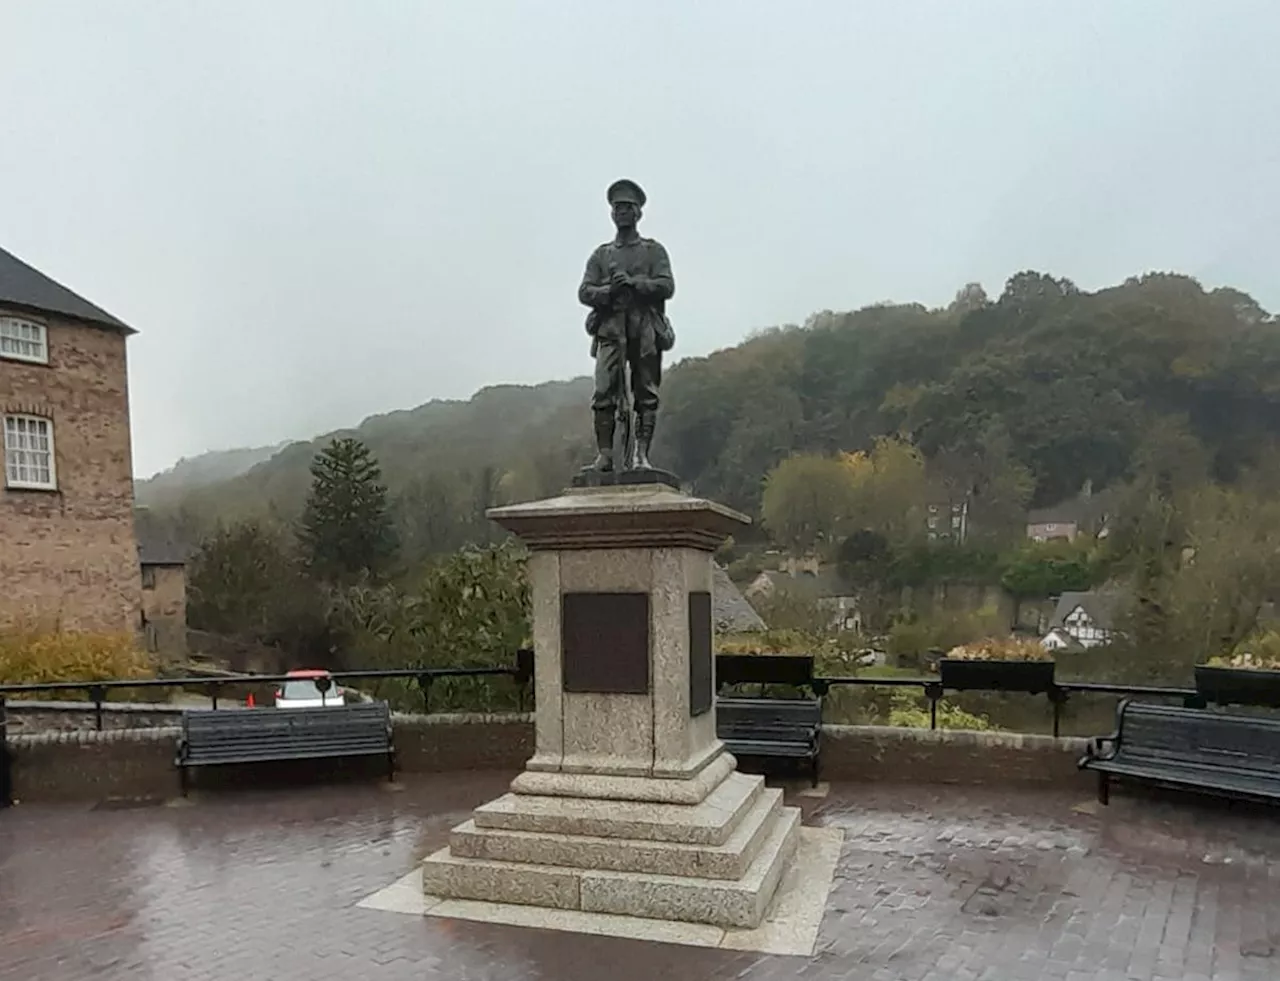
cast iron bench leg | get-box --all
[1098,771,1110,806]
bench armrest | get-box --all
[1079,733,1117,767]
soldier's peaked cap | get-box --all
[607,179,646,206]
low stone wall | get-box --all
[7,726,181,802]
[3,713,535,804]
[821,725,1093,791]
[4,701,182,734]
[4,715,1092,805]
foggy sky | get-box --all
[2,1,1277,478]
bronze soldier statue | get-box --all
[578,178,675,472]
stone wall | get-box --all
[141,564,187,657]
[0,310,141,633]
[821,725,1093,791]
[4,701,182,734]
[4,714,1098,804]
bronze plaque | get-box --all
[561,592,650,694]
[688,590,713,716]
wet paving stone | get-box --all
[1,772,1277,980]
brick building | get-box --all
[137,523,189,659]
[0,245,142,633]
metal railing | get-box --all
[0,649,535,732]
[1,649,1220,809]
[805,676,1201,737]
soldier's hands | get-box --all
[610,270,633,289]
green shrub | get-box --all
[885,688,994,731]
[0,629,159,700]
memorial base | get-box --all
[420,482,799,929]
[421,761,801,928]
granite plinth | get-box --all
[427,483,796,928]
[475,771,764,845]
[514,747,734,802]
[571,467,683,490]
[451,787,784,880]
[422,800,801,929]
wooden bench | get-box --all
[1079,698,1280,806]
[175,702,395,794]
[716,696,822,786]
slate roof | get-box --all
[712,563,767,632]
[0,245,134,334]
[137,529,191,566]
[1048,590,1121,631]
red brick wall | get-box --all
[0,310,141,633]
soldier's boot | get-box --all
[633,410,657,470]
[590,409,616,471]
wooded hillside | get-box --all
[138,270,1280,561]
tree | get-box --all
[840,436,930,544]
[947,282,990,318]
[186,519,330,655]
[998,541,1098,599]
[298,437,397,583]
[1111,482,1280,680]
[760,453,858,552]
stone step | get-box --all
[578,805,801,928]
[420,805,802,929]
[473,770,764,845]
[421,848,582,910]
[450,786,783,880]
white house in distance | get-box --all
[1041,590,1120,651]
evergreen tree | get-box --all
[298,437,397,582]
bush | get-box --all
[0,629,157,700]
[716,628,837,656]
[998,541,1101,598]
[945,635,1053,662]
[885,604,1009,669]
[885,688,995,731]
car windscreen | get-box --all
[281,679,331,700]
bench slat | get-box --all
[176,704,395,791]
[1080,699,1280,806]
[714,696,822,786]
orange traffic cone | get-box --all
[246,692,256,708]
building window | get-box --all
[141,566,157,590]
[3,414,56,490]
[0,317,49,364]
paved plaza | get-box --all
[1,771,1277,981]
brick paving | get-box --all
[0,772,1277,980]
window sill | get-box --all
[0,353,50,367]
[3,482,59,494]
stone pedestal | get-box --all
[420,484,801,928]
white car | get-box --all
[274,670,347,709]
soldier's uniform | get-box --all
[578,179,675,470]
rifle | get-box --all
[608,261,635,470]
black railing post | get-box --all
[416,673,434,714]
[514,648,534,713]
[1,696,11,808]
[1049,685,1068,738]
[88,685,105,731]
[209,681,221,711]
[924,681,943,731]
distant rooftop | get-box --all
[0,245,134,334]
[137,528,191,566]
[712,563,766,632]
[1049,589,1123,630]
